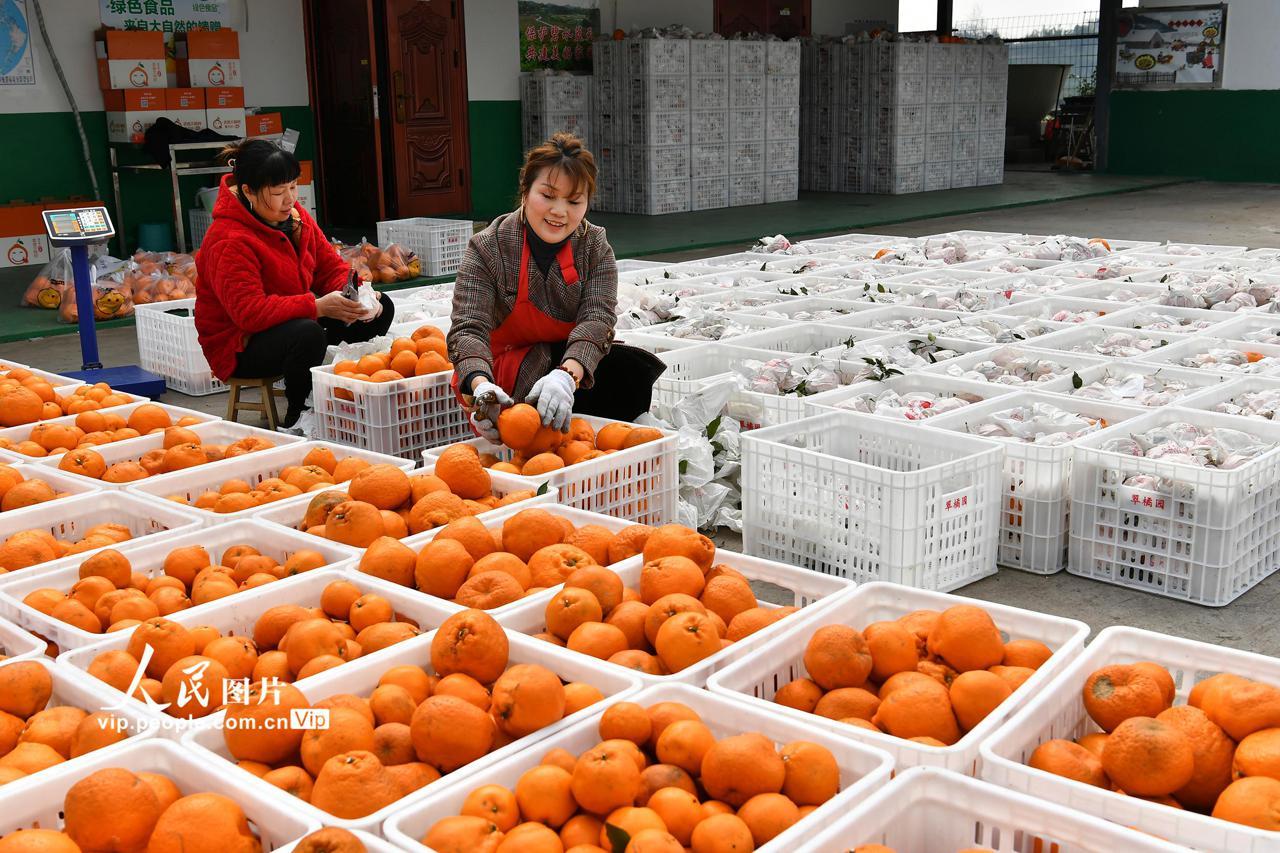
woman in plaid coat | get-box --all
[449,133,660,441]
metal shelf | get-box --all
[109,135,283,254]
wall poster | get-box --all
[1115,4,1225,89]
[1,0,35,86]
[519,0,599,72]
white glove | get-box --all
[526,369,576,432]
[470,411,501,443]
[470,380,512,425]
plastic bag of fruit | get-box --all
[58,257,135,323]
[20,249,72,309]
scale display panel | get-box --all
[41,207,115,244]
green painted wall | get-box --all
[0,105,316,252]
[1108,90,1280,183]
[468,100,522,220]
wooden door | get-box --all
[305,0,385,226]
[385,0,471,217]
[715,0,810,37]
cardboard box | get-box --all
[205,87,246,136]
[0,205,50,269]
[103,88,168,143]
[298,161,313,185]
[246,112,283,137]
[96,29,165,90]
[177,29,241,88]
[166,88,206,132]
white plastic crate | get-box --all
[1025,324,1180,360]
[0,739,317,847]
[375,218,472,277]
[691,38,728,75]
[0,519,359,651]
[628,75,691,111]
[765,170,798,203]
[133,298,227,395]
[628,38,690,76]
[729,172,764,206]
[729,40,767,75]
[500,548,854,687]
[30,420,296,491]
[638,312,794,345]
[384,682,894,853]
[0,657,155,771]
[927,392,1144,574]
[1040,360,1232,407]
[520,73,590,111]
[690,108,729,145]
[187,208,212,248]
[831,305,958,334]
[732,295,871,321]
[251,469,556,552]
[955,75,981,104]
[1057,279,1168,303]
[807,766,1188,853]
[691,174,729,211]
[0,401,217,461]
[926,345,1109,389]
[624,178,691,216]
[992,294,1122,324]
[0,614,43,661]
[732,322,885,357]
[1212,313,1280,345]
[982,626,1280,852]
[709,581,1089,774]
[729,107,765,142]
[0,490,203,585]
[690,74,728,110]
[310,363,471,461]
[1183,375,1280,420]
[766,39,802,75]
[804,372,1016,421]
[421,414,677,525]
[59,567,458,735]
[766,74,800,108]
[1134,335,1280,377]
[124,440,414,526]
[924,160,951,192]
[0,462,105,526]
[1069,407,1280,604]
[765,137,799,172]
[1080,303,1234,337]
[182,628,642,832]
[742,410,1003,588]
[728,139,765,175]
[0,362,82,389]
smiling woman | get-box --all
[447,133,665,442]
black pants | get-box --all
[546,341,665,423]
[234,292,395,412]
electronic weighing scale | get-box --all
[40,206,166,397]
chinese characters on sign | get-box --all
[99,0,232,35]
[518,0,599,73]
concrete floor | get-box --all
[8,179,1280,654]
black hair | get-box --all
[218,139,301,192]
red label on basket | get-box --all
[944,494,970,511]
[1121,486,1168,511]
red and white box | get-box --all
[165,88,206,132]
[176,29,241,88]
[204,86,245,136]
[0,206,50,269]
[95,29,165,90]
[246,112,283,137]
[103,88,168,143]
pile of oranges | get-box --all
[219,609,604,820]
[0,661,135,787]
[424,698,843,852]
[523,522,799,676]
[20,541,332,638]
[0,765,263,853]
[0,403,203,458]
[165,450,406,515]
[83,579,423,717]
[1028,661,1280,831]
[356,507,639,611]
[0,374,136,429]
[772,605,1053,747]
[0,464,72,514]
[331,324,453,390]
[0,520,134,575]
[56,428,276,484]
[289,449,536,545]
[452,404,664,477]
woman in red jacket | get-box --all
[195,140,394,429]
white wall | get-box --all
[464,0,521,100]
[2,0,307,115]
[812,0,897,36]
[1139,0,1280,89]
[612,0,713,33]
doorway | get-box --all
[306,0,472,226]
[715,0,811,38]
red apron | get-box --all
[452,233,579,403]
